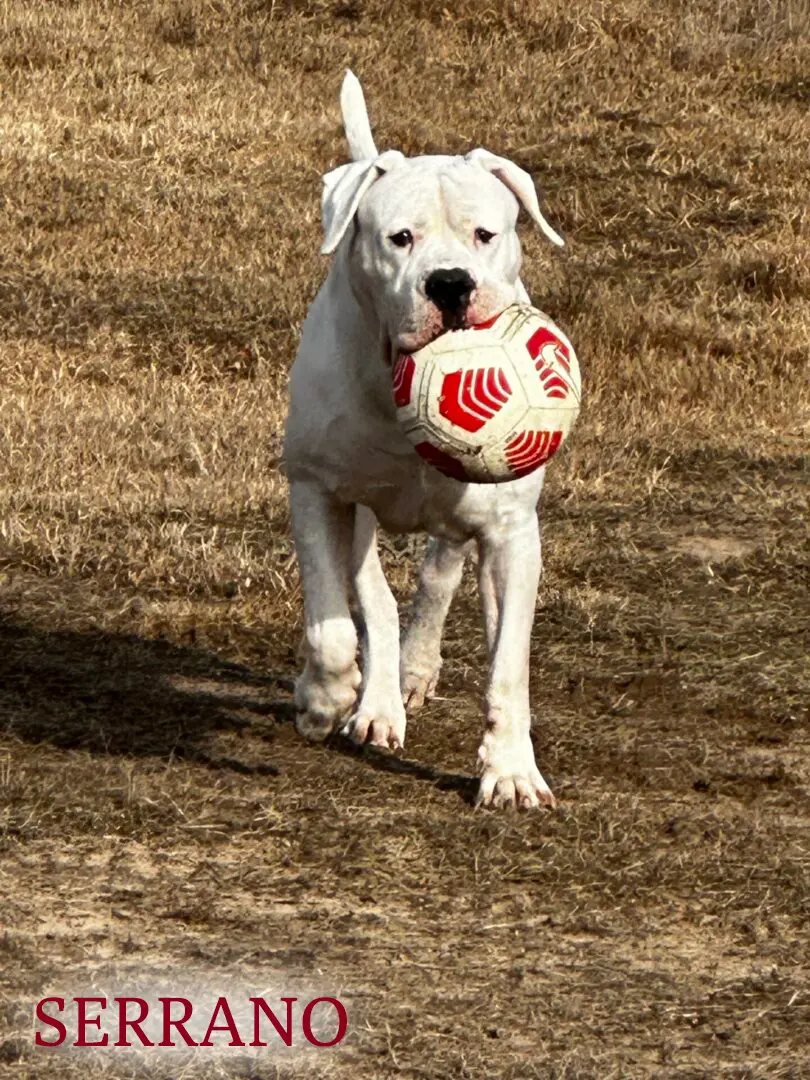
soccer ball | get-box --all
[392,304,581,484]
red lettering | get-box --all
[158,997,197,1046]
[249,997,297,1047]
[114,997,154,1047]
[301,997,348,1047]
[74,997,108,1047]
[34,998,66,1047]
[199,997,245,1047]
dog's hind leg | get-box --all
[400,536,473,712]
[290,480,361,741]
[342,505,407,750]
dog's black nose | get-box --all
[425,268,476,314]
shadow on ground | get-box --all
[0,617,292,772]
[0,615,479,801]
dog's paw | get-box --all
[476,732,555,810]
[476,768,556,810]
[294,662,361,742]
[400,661,441,712]
[295,710,340,742]
[342,704,407,750]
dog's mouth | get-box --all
[441,309,469,332]
[390,310,502,361]
[390,326,452,360]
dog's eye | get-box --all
[475,228,497,244]
[389,229,413,248]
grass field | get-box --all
[1,0,809,1076]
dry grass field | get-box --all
[1,0,809,1076]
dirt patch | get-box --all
[672,535,758,562]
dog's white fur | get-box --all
[283,71,565,809]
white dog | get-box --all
[283,71,566,810]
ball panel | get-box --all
[438,365,513,433]
[505,429,563,477]
[525,325,578,404]
[421,343,528,442]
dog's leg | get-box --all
[400,537,473,712]
[342,505,407,749]
[290,480,361,741]
[475,516,556,810]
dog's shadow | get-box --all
[327,735,479,806]
[0,616,289,774]
[0,615,477,801]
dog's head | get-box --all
[319,72,564,357]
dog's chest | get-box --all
[311,423,470,537]
[327,445,447,535]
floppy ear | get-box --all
[320,149,405,255]
[465,148,564,247]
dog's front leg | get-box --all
[342,505,407,750]
[290,479,361,741]
[475,515,556,810]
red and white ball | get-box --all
[392,304,581,484]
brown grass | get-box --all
[0,1,809,1077]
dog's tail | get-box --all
[340,70,378,162]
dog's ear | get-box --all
[341,69,378,162]
[465,148,564,247]
[320,150,405,255]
